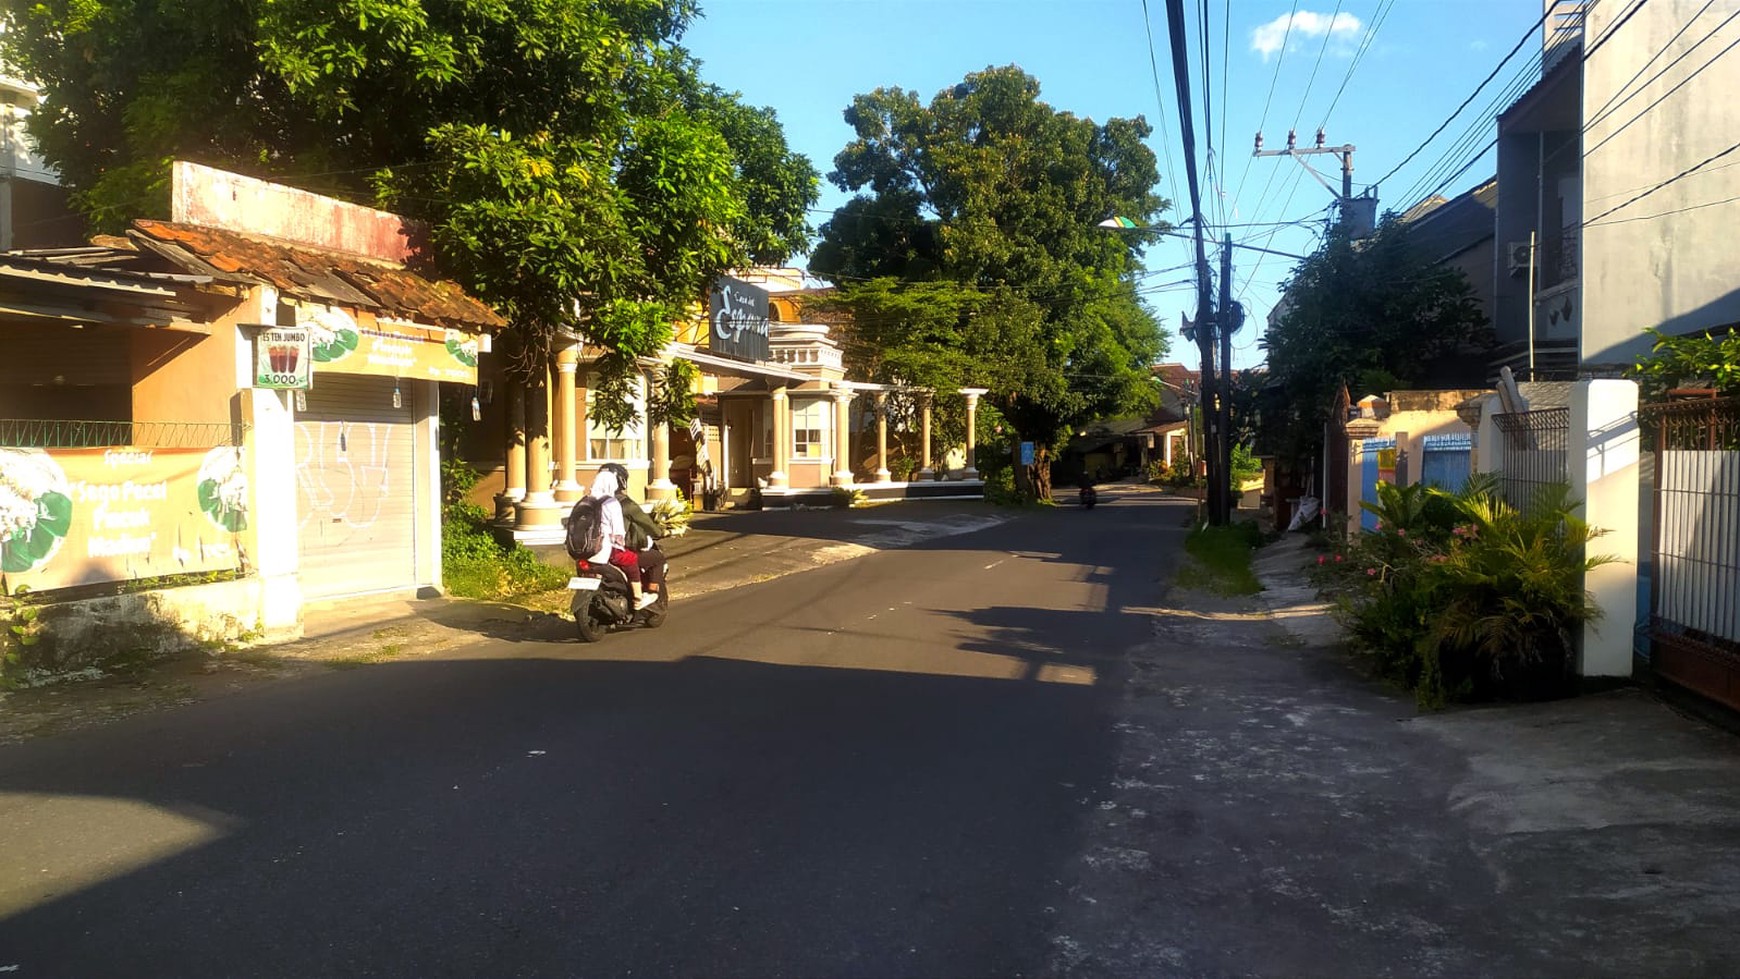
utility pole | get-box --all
[1218,233,1236,520]
[1163,0,1222,525]
[1253,128,1370,235]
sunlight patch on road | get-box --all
[0,793,239,919]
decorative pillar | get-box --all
[648,369,677,502]
[768,385,790,489]
[961,388,987,480]
[497,380,528,521]
[874,390,892,483]
[916,390,935,481]
[831,387,855,487]
[515,373,561,529]
[553,342,582,503]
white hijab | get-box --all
[587,469,626,558]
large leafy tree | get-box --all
[1261,216,1490,466]
[3,0,818,428]
[809,66,1169,500]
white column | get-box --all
[831,387,855,487]
[1570,379,1641,677]
[553,343,581,503]
[497,380,528,521]
[768,386,790,489]
[515,374,561,529]
[242,386,303,636]
[916,391,934,480]
[648,369,677,502]
[961,388,987,480]
[873,391,892,483]
[1475,394,1503,475]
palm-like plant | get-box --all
[1420,483,1617,694]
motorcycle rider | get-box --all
[586,467,657,611]
[599,462,667,606]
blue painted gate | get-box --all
[1421,433,1473,491]
[1358,437,1395,530]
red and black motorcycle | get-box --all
[568,543,669,643]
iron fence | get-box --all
[0,419,246,449]
[1492,407,1570,512]
[1641,396,1740,709]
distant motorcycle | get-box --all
[1079,484,1098,509]
[568,543,669,643]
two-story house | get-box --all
[1492,0,1740,379]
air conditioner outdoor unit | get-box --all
[1506,241,1534,276]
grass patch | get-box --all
[442,502,569,600]
[1179,521,1264,596]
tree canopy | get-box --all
[808,65,1171,499]
[1259,216,1490,466]
[4,0,818,426]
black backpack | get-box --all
[564,496,605,559]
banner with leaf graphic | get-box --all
[310,326,480,384]
[0,446,251,592]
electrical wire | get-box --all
[1371,8,1549,191]
[1231,0,1301,215]
[1315,0,1396,130]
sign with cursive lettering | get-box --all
[707,276,771,363]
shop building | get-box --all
[1,162,499,659]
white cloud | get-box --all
[1469,39,1491,51]
[1249,10,1363,61]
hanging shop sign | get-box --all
[252,326,312,390]
[708,276,771,363]
[0,445,251,591]
[296,306,480,384]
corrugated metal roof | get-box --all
[128,220,504,331]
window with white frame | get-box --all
[585,373,646,460]
[791,398,830,460]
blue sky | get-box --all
[684,0,1544,369]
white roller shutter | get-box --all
[295,375,419,598]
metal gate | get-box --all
[1420,433,1473,490]
[295,374,419,598]
[1357,437,1395,530]
[1644,396,1740,710]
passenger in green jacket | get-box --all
[600,463,667,601]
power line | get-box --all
[1286,0,1346,135]
[1231,0,1301,216]
[1371,8,1548,190]
[1585,190,1740,227]
[1585,0,1717,126]
[1316,0,1396,130]
[1583,136,1740,225]
[1582,14,1740,160]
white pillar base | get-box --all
[875,468,892,484]
[514,491,564,530]
[831,470,855,488]
[768,470,789,489]
[647,478,678,502]
[916,468,935,481]
[553,480,583,504]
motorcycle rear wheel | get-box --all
[573,594,605,643]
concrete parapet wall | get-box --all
[30,577,298,671]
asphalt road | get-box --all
[0,491,1192,977]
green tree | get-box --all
[3,0,818,427]
[1629,327,1740,402]
[1262,217,1489,467]
[809,66,1169,500]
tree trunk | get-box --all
[1010,441,1053,502]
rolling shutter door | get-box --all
[295,375,419,598]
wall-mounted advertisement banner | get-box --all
[708,276,771,363]
[296,306,479,384]
[0,445,250,591]
[253,326,312,389]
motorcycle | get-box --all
[1079,484,1098,509]
[568,543,669,642]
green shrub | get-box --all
[1314,477,1614,706]
[441,502,566,599]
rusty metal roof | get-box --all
[129,219,504,331]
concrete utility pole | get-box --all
[1218,234,1236,520]
[1253,128,1373,235]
